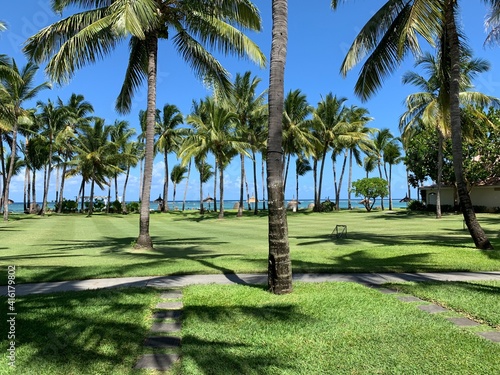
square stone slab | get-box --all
[477,332,500,343]
[153,310,182,319]
[446,317,480,327]
[151,321,182,333]
[398,296,424,302]
[144,336,181,348]
[160,291,183,300]
[376,288,398,294]
[156,301,183,310]
[134,353,180,370]
[418,304,448,313]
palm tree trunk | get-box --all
[267,0,292,294]
[388,165,393,210]
[87,179,95,217]
[313,159,318,209]
[445,0,492,249]
[199,169,204,213]
[315,149,327,211]
[182,159,191,211]
[252,150,259,215]
[162,149,169,212]
[218,159,224,219]
[213,162,218,212]
[57,163,67,213]
[3,123,18,221]
[333,159,338,209]
[377,162,385,210]
[136,32,158,249]
[261,157,266,210]
[238,153,244,216]
[283,153,291,192]
[24,167,30,213]
[114,175,119,203]
[106,178,111,214]
[348,150,353,210]
[78,179,84,213]
[336,152,348,210]
[31,169,37,213]
[245,173,251,211]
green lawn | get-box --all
[1,210,499,284]
[3,282,499,374]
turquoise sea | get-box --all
[5,198,410,214]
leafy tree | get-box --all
[332,0,500,249]
[295,156,312,210]
[351,177,389,212]
[25,0,265,248]
[267,0,292,294]
[170,164,187,210]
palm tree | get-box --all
[267,0,292,294]
[25,0,265,249]
[383,141,403,210]
[0,58,50,220]
[184,97,245,219]
[372,128,398,210]
[121,140,142,213]
[226,71,266,217]
[194,155,214,213]
[332,0,499,249]
[282,89,313,191]
[400,49,497,217]
[156,103,184,212]
[55,93,94,213]
[170,164,187,210]
[295,156,312,210]
[311,93,347,211]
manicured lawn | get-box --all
[1,210,499,284]
[2,282,499,375]
[387,280,500,327]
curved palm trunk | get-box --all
[335,152,348,210]
[213,163,217,212]
[31,170,37,213]
[348,150,353,210]
[445,1,492,249]
[87,179,95,217]
[136,33,158,249]
[106,178,111,214]
[315,148,327,211]
[3,123,18,221]
[267,0,292,294]
[283,153,291,191]
[199,169,204,214]
[377,162,385,210]
[38,156,52,216]
[252,150,259,215]
[238,153,244,216]
[162,149,169,212]
[114,174,119,202]
[313,159,318,209]
[57,163,68,213]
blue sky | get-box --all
[2,1,499,204]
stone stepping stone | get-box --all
[376,288,398,294]
[153,310,182,320]
[418,304,448,313]
[144,336,181,348]
[160,290,183,300]
[477,332,500,343]
[151,321,182,333]
[446,317,480,327]
[156,301,183,310]
[398,296,424,302]
[134,353,180,370]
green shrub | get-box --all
[110,200,122,213]
[407,200,426,211]
[126,201,140,212]
[320,199,334,212]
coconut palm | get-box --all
[194,155,214,213]
[121,140,142,213]
[267,0,292,294]
[295,156,312,210]
[332,0,500,249]
[226,71,266,217]
[383,141,403,210]
[371,128,398,210]
[311,93,347,211]
[0,58,50,220]
[155,103,184,212]
[170,164,187,210]
[25,0,265,248]
[400,49,497,217]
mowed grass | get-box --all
[387,280,500,327]
[2,282,500,375]
[1,209,499,284]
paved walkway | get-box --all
[3,271,500,296]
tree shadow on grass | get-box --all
[182,302,312,374]
[0,288,157,374]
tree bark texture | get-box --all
[445,0,493,249]
[267,0,292,294]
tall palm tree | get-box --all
[109,120,135,202]
[295,156,312,210]
[194,155,214,213]
[170,164,187,210]
[267,0,292,294]
[400,49,497,217]
[0,58,50,220]
[282,89,313,191]
[332,0,499,249]
[311,93,347,211]
[226,71,266,217]
[121,140,142,213]
[372,128,398,210]
[55,93,94,212]
[25,0,265,249]
[383,141,403,210]
[184,97,245,219]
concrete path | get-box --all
[2,271,500,296]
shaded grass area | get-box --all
[386,280,500,327]
[1,210,499,284]
[180,282,500,374]
[0,288,159,374]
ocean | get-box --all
[5,198,410,214]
